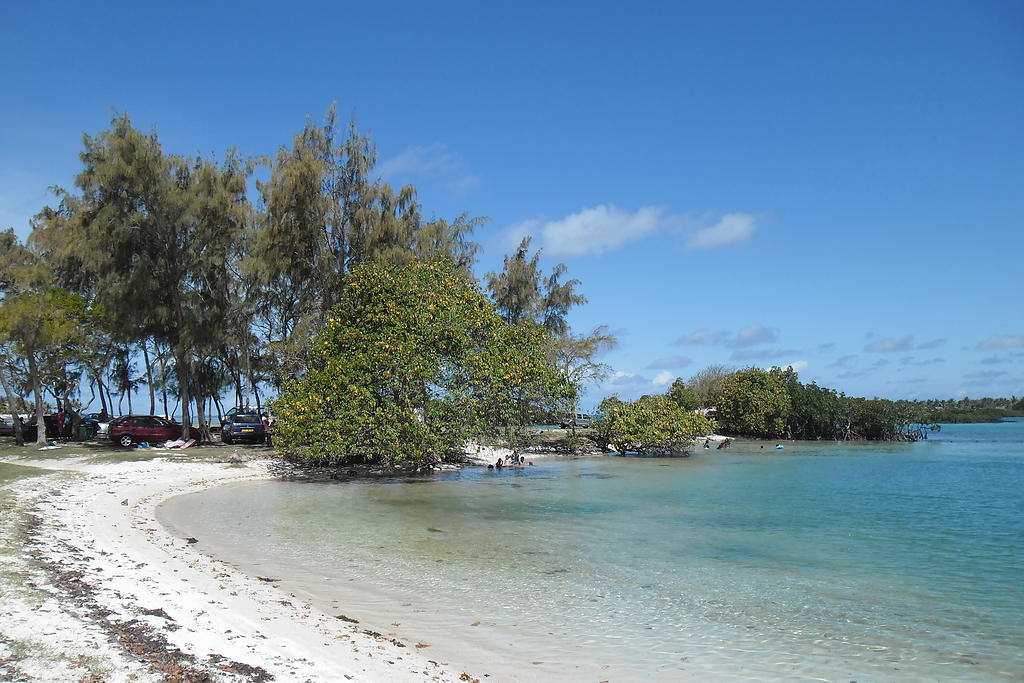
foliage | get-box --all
[485,236,586,335]
[273,260,569,469]
[905,397,1024,423]
[251,106,482,388]
[597,394,714,456]
[666,378,698,411]
[686,364,732,408]
[486,235,609,430]
[715,368,791,438]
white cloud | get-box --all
[977,334,1024,350]
[916,338,946,350]
[652,371,675,387]
[675,328,730,346]
[499,207,758,258]
[686,213,757,249]
[732,323,779,348]
[865,335,949,353]
[379,143,479,195]
[864,335,915,353]
[538,205,666,257]
[676,323,780,349]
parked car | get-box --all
[558,413,593,429]
[0,413,32,437]
[109,415,182,447]
[221,408,265,444]
[85,412,112,439]
[20,414,61,440]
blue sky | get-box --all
[2,1,1022,406]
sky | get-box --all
[2,1,1023,407]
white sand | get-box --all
[1,455,469,682]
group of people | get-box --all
[488,454,533,470]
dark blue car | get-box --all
[221,408,265,444]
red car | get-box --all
[108,415,182,447]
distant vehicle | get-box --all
[221,408,265,444]
[0,413,32,437]
[558,413,593,429]
[109,415,182,447]
[84,412,111,438]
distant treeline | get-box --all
[655,366,1021,442]
[905,398,1024,424]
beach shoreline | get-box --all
[0,452,475,682]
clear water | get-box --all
[159,420,1024,681]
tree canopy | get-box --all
[273,259,570,469]
[595,394,714,456]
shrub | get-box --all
[666,378,698,411]
[600,394,714,456]
[715,368,790,438]
[273,259,569,470]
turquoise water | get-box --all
[159,420,1024,680]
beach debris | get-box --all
[361,629,406,648]
[335,614,359,623]
[185,537,198,545]
[415,642,431,649]
[427,527,444,533]
[256,576,281,583]
[470,621,480,626]
[121,499,129,506]
[459,673,479,683]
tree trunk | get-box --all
[0,364,24,446]
[93,371,109,420]
[232,364,243,408]
[156,346,169,417]
[213,394,224,423]
[142,339,156,416]
[176,346,191,438]
[242,344,254,410]
[27,351,46,446]
[105,382,116,416]
[195,394,209,444]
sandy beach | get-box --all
[0,451,469,682]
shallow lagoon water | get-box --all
[159,421,1024,680]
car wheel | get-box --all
[223,431,232,445]
[119,434,135,448]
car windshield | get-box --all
[235,413,260,421]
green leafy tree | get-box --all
[715,367,791,438]
[252,106,481,386]
[0,286,84,445]
[486,236,612,430]
[687,364,732,408]
[49,115,250,436]
[666,378,698,411]
[273,259,568,470]
[598,394,714,456]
